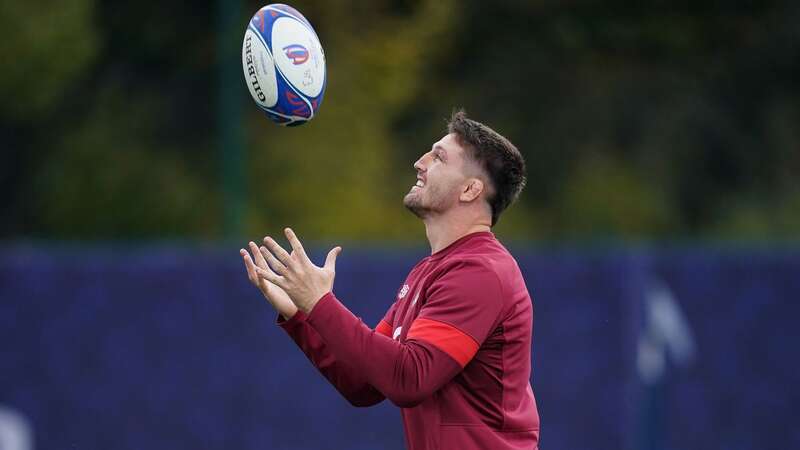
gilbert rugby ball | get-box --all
[242,4,326,126]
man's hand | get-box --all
[241,241,298,320]
[254,228,341,314]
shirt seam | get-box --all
[439,423,538,431]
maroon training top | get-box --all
[279,231,540,449]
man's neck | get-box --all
[423,213,491,254]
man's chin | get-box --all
[403,190,418,205]
[403,195,427,219]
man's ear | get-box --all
[460,178,485,202]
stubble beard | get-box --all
[404,190,429,219]
[403,183,451,219]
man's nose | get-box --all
[413,152,430,171]
[413,157,425,172]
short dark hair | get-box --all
[447,110,526,226]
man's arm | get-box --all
[302,266,502,408]
[241,241,387,407]
[254,229,505,407]
[278,311,392,407]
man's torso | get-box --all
[384,232,539,450]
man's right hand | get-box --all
[241,241,298,320]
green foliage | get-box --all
[0,0,99,119]
[244,0,457,241]
[557,154,676,238]
[2,0,798,241]
[28,88,219,238]
[394,0,800,240]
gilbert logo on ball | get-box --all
[242,3,326,127]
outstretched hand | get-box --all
[241,241,298,320]
[255,227,341,314]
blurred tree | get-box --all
[0,0,99,119]
[395,0,800,240]
[1,0,219,238]
[1,0,798,241]
[243,0,457,241]
[28,88,219,238]
[0,0,100,237]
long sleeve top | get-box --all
[279,231,539,450]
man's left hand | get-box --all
[255,227,341,314]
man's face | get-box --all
[404,133,472,219]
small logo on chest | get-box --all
[393,326,403,340]
[398,284,409,299]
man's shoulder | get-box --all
[443,239,527,293]
[432,250,513,290]
[444,238,516,270]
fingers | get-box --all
[259,245,287,275]
[284,227,309,260]
[250,241,285,287]
[242,242,290,294]
[240,249,258,284]
[324,246,342,271]
[263,236,292,267]
[249,241,269,270]
[255,265,286,289]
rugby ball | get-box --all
[242,4,326,126]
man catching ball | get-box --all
[241,111,540,449]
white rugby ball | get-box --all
[242,4,326,126]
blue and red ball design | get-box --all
[246,4,326,126]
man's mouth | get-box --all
[415,179,425,188]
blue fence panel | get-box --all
[0,245,797,450]
[652,250,800,450]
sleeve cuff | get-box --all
[276,291,335,331]
[306,291,337,324]
[277,309,307,331]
